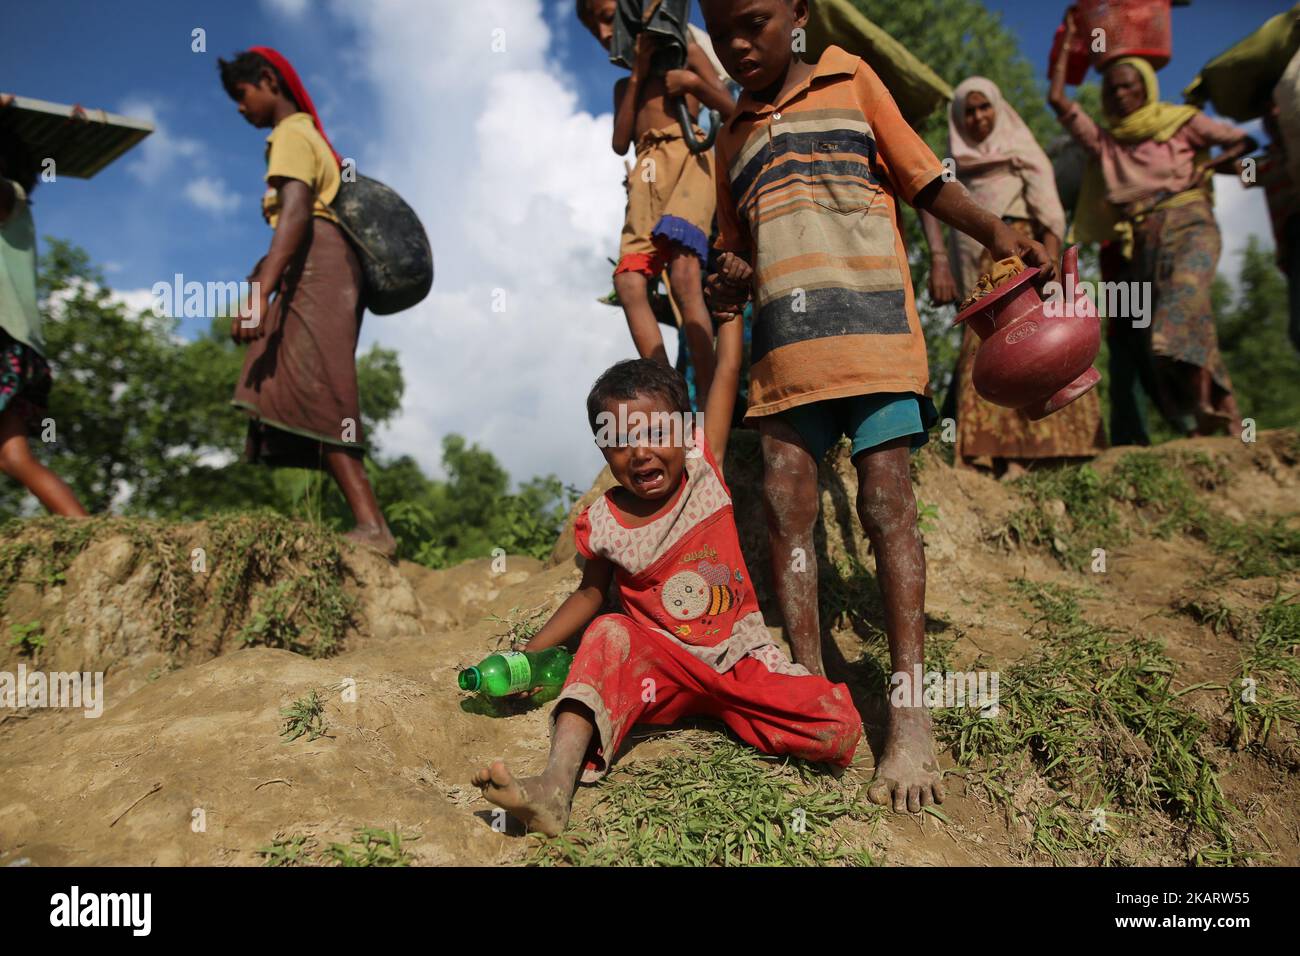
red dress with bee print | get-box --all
[563,429,861,782]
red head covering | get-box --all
[249,45,342,168]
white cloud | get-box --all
[44,282,169,328]
[262,0,310,17]
[1212,171,1273,283]
[337,0,637,488]
[109,287,160,317]
[184,176,241,216]
[118,98,203,184]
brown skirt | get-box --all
[953,218,1107,469]
[232,218,366,470]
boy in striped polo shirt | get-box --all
[701,0,1056,814]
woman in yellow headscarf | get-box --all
[1049,13,1257,443]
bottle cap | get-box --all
[458,667,480,691]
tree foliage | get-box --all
[2,239,571,567]
[1215,237,1300,431]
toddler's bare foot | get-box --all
[346,524,397,560]
[471,760,572,837]
[867,706,946,814]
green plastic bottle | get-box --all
[458,647,572,698]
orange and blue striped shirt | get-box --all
[714,45,943,418]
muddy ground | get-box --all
[0,430,1296,866]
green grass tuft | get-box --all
[1004,448,1298,577]
[280,690,329,743]
[1227,592,1300,753]
[7,620,45,656]
[258,827,417,867]
[324,827,416,867]
[257,834,315,867]
[528,737,883,867]
[934,580,1246,865]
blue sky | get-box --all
[1,0,1287,488]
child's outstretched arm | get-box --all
[523,556,614,652]
[914,177,1058,285]
[703,302,745,466]
[705,153,753,328]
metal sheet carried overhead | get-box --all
[0,96,154,180]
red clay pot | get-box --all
[953,246,1101,421]
[1076,0,1173,73]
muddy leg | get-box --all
[613,271,669,365]
[1217,386,1243,439]
[471,702,594,837]
[854,438,945,814]
[667,251,715,403]
[759,417,824,675]
[323,448,395,557]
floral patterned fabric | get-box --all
[1130,197,1234,396]
[0,328,51,431]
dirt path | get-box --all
[0,431,1295,866]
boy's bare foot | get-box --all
[867,706,946,814]
[345,524,397,560]
[471,760,572,837]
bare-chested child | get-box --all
[700,0,1056,813]
[578,0,736,404]
[471,293,861,836]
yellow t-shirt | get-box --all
[261,112,340,228]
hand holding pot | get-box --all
[989,221,1057,287]
[953,245,1100,421]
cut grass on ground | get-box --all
[935,579,1247,865]
[258,827,416,867]
[528,737,884,866]
[1228,592,1300,756]
[1003,446,1300,576]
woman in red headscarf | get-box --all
[219,48,395,557]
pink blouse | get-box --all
[1059,103,1245,206]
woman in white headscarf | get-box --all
[926,76,1106,477]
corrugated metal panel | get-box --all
[0,96,154,179]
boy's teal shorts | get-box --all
[776,392,938,461]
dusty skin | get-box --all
[472,761,572,837]
[867,706,947,813]
[345,524,398,560]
